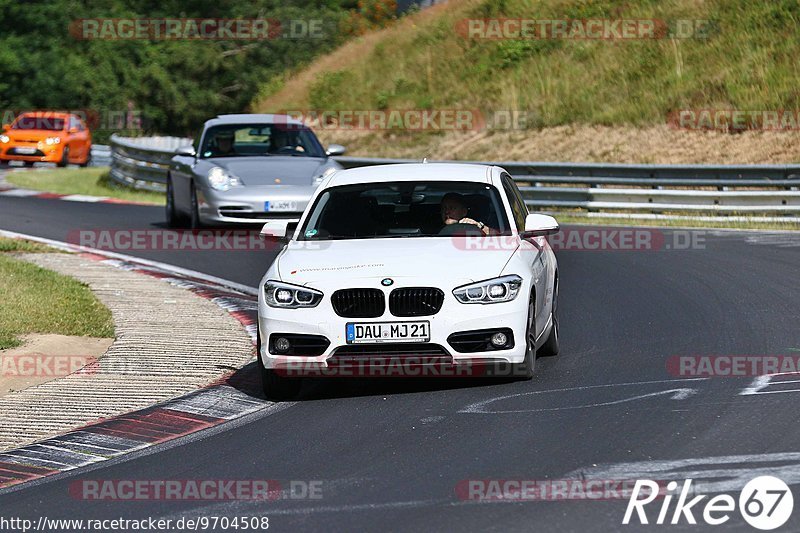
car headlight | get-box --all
[264,280,323,309]
[313,167,337,186]
[45,137,61,145]
[207,166,241,191]
[0,135,9,143]
[453,275,523,304]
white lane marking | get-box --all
[564,452,800,494]
[0,228,258,296]
[0,402,294,497]
[743,233,800,248]
[158,497,457,521]
[164,387,266,420]
[0,188,40,197]
[460,378,706,414]
[61,194,109,203]
[740,372,800,395]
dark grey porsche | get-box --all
[166,114,345,227]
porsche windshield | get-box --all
[299,181,512,240]
[199,123,325,158]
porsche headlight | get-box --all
[264,280,323,309]
[453,275,523,304]
[313,166,337,186]
[0,135,9,143]
[207,166,241,191]
[45,137,61,145]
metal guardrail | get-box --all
[336,157,800,218]
[109,136,800,218]
[90,144,111,167]
[109,134,191,192]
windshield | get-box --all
[299,181,511,240]
[12,115,66,131]
[199,123,325,158]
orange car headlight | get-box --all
[45,137,61,145]
[0,135,9,143]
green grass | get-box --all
[0,237,54,253]
[5,167,165,205]
[0,241,114,350]
[257,0,800,130]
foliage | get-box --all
[0,0,360,141]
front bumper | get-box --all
[258,285,530,375]
[1,144,65,163]
[197,184,315,224]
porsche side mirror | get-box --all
[522,214,559,237]
[260,219,300,240]
[326,144,346,157]
[175,145,196,157]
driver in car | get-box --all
[211,130,236,156]
[440,192,497,235]
[269,129,302,154]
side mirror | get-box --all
[68,127,79,134]
[326,144,346,157]
[523,214,559,237]
[259,219,300,240]
[2,124,9,132]
[175,145,196,157]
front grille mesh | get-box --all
[389,287,444,317]
[330,343,450,362]
[331,288,385,318]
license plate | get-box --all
[346,321,430,344]
[265,200,297,212]
[15,147,36,155]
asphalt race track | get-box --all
[1,187,800,531]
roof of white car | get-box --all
[327,163,493,187]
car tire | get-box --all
[257,325,302,401]
[510,294,536,380]
[188,182,202,229]
[79,151,91,168]
[57,146,69,168]
[539,278,560,357]
[165,176,183,228]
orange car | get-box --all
[0,111,92,167]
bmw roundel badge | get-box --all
[381,278,394,286]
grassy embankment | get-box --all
[0,238,114,350]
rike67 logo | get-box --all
[623,476,793,530]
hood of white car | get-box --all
[277,237,519,288]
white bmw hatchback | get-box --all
[257,163,560,399]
